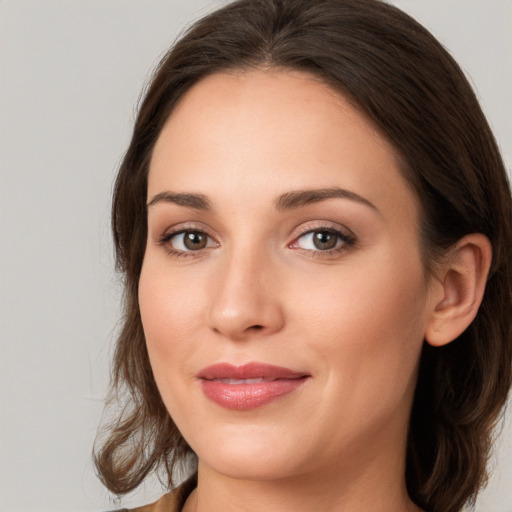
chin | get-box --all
[191,425,308,481]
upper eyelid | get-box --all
[292,221,355,238]
[292,227,355,244]
[157,222,218,239]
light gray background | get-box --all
[0,1,510,511]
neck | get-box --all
[184,445,422,512]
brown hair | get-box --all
[94,1,512,511]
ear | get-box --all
[425,233,492,347]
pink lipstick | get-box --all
[197,363,309,410]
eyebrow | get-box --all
[275,187,378,212]
[147,191,211,210]
[147,187,378,213]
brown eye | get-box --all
[183,231,208,250]
[164,230,216,252]
[312,230,338,250]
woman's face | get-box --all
[140,70,436,482]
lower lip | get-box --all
[199,378,308,410]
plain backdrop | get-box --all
[0,1,510,511]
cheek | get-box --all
[294,245,427,338]
[293,251,428,419]
[298,283,425,377]
[139,244,212,328]
[138,261,208,437]
[138,256,207,385]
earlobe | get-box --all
[425,233,492,347]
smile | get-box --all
[217,378,274,384]
[197,363,310,410]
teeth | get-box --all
[218,378,268,384]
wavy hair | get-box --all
[94,1,512,511]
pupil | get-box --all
[313,231,337,250]
[184,232,206,250]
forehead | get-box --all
[149,69,418,223]
[152,69,387,170]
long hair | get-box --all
[94,1,512,511]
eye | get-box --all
[290,228,355,253]
[160,230,217,253]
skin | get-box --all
[139,69,440,512]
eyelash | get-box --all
[157,228,218,258]
[289,226,356,257]
[157,225,356,259]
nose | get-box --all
[208,247,285,341]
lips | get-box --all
[197,363,310,410]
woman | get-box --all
[94,1,512,511]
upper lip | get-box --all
[197,362,308,381]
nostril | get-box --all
[250,325,264,331]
